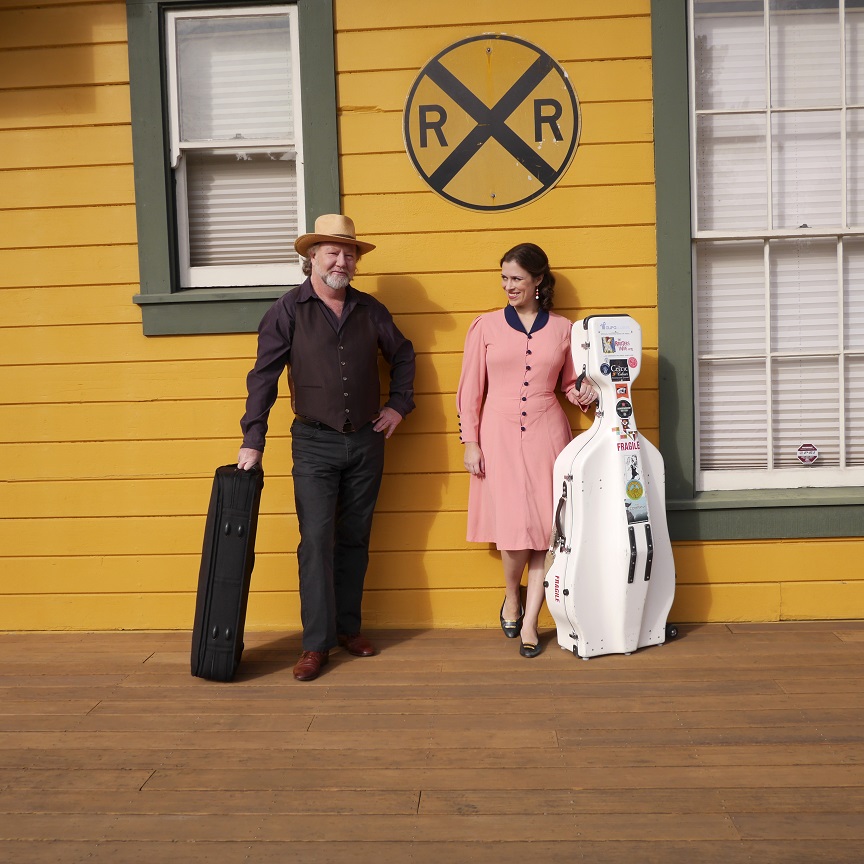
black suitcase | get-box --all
[191,464,264,681]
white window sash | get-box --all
[165,5,305,289]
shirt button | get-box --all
[345,409,350,413]
[341,361,346,366]
[343,377,347,381]
[339,345,344,350]
[344,392,349,397]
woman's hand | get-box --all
[463,442,485,477]
[567,380,598,412]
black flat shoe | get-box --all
[499,600,524,638]
[519,641,542,658]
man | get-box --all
[237,214,415,681]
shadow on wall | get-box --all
[0,5,103,122]
[366,274,456,627]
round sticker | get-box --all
[616,400,633,418]
[626,480,644,500]
[600,363,611,376]
[628,357,638,368]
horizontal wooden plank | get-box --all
[0,311,659,365]
[0,510,476,556]
[0,43,129,90]
[670,584,784,624]
[337,60,653,113]
[0,206,136,250]
[0,84,131,132]
[0,391,655,447]
[0,165,134,211]
[0,125,132,171]
[335,17,651,72]
[339,108,655,161]
[0,245,138,290]
[345,184,656,235]
[0,285,140,327]
[0,353,661,406]
[0,421,662,482]
[0,3,126,50]
[0,550,508,595]
[334,0,651,31]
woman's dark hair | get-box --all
[500,243,555,311]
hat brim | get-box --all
[295,233,376,258]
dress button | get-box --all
[523,381,529,386]
[527,349,532,355]
[521,426,526,431]
[527,335,532,339]
[521,397,527,402]
[521,412,526,416]
[526,365,531,370]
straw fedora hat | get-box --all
[294,214,376,258]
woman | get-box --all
[457,243,596,657]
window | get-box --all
[652,0,864,538]
[125,0,339,335]
[691,0,864,491]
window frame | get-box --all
[125,0,339,336]
[651,0,864,540]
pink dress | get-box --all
[457,307,577,551]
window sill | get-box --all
[133,287,293,335]
[666,488,864,541]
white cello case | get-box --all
[544,315,676,659]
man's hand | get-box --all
[463,442,485,477]
[237,447,263,470]
[372,407,403,439]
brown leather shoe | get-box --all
[293,650,329,681]
[337,632,376,657]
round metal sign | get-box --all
[403,34,581,212]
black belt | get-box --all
[294,415,355,434]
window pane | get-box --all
[186,151,298,267]
[772,356,840,467]
[846,357,864,465]
[696,113,767,230]
[849,109,864,226]
[844,238,864,349]
[177,15,293,142]
[770,1,840,108]
[696,241,766,356]
[846,3,864,104]
[771,110,841,228]
[770,239,838,352]
[694,2,766,110]
[699,360,769,470]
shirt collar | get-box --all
[504,303,549,334]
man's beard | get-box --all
[320,270,350,291]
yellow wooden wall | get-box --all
[0,0,861,630]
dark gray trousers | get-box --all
[291,419,385,651]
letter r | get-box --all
[419,105,448,147]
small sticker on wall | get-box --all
[797,443,819,464]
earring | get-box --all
[535,288,540,300]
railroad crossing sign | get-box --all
[403,34,581,212]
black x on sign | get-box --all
[403,34,580,212]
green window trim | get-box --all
[651,0,864,541]
[125,0,339,336]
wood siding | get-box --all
[0,0,861,630]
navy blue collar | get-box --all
[504,304,549,334]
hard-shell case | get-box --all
[191,464,264,681]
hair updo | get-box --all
[499,243,555,311]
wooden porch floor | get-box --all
[1,622,863,863]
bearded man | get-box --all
[237,214,415,681]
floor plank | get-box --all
[0,625,861,862]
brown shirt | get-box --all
[240,278,415,451]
